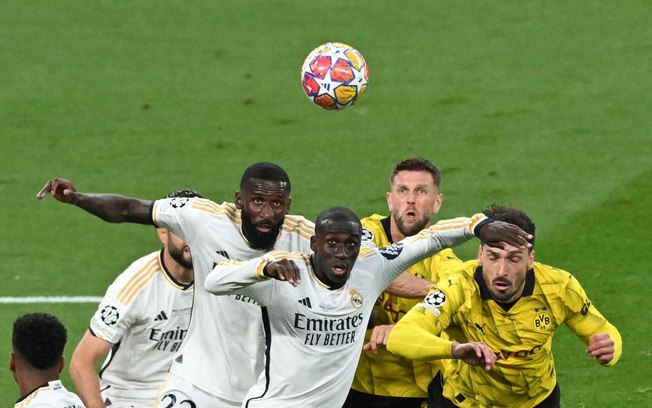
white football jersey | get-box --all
[90,250,193,402]
[205,215,485,407]
[14,380,85,408]
[151,198,313,402]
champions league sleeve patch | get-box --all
[419,290,446,317]
[169,197,190,209]
[378,242,404,260]
[361,228,374,242]
[100,305,120,326]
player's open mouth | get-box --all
[493,279,511,290]
[404,210,417,222]
[255,224,273,233]
[331,264,348,275]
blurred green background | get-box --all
[1,1,650,405]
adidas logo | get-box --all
[154,311,168,321]
[215,250,231,259]
[298,297,312,309]
[175,354,183,364]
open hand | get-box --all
[477,220,533,250]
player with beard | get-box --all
[204,206,531,407]
[36,163,314,407]
[69,189,203,408]
[385,205,622,408]
[346,158,463,408]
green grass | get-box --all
[1,0,651,405]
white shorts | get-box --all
[155,372,241,408]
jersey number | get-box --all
[162,393,197,408]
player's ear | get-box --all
[156,228,168,245]
[286,197,292,214]
[310,236,317,252]
[476,245,484,265]
[235,191,243,209]
[432,192,443,214]
[57,356,64,374]
[386,191,393,210]
[9,351,15,373]
[527,249,535,269]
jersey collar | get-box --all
[380,216,393,243]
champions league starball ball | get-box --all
[300,42,369,110]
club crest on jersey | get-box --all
[100,305,120,325]
[349,290,363,308]
[169,197,190,209]
[361,228,374,242]
[533,312,552,331]
[378,242,404,260]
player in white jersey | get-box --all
[11,313,85,408]
[36,163,314,407]
[69,189,200,408]
[205,207,532,408]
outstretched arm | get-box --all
[36,178,153,225]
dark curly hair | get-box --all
[12,313,67,370]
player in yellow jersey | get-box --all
[386,205,622,408]
[345,158,463,408]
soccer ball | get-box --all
[301,42,369,110]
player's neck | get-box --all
[17,368,58,398]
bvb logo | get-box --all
[350,290,363,308]
[534,313,551,331]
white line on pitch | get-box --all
[0,296,102,304]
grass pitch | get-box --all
[1,1,650,405]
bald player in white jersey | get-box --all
[36,163,314,407]
[70,190,200,408]
[205,207,532,408]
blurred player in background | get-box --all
[204,206,531,408]
[11,313,85,408]
[345,157,463,408]
[386,205,622,408]
[37,162,313,407]
[69,189,203,408]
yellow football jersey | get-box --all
[351,214,463,397]
[387,260,622,407]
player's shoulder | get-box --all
[263,249,310,261]
[105,251,163,305]
[281,214,315,238]
[440,260,477,285]
[360,214,392,248]
[533,262,575,285]
[14,380,84,408]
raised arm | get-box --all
[36,178,153,224]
